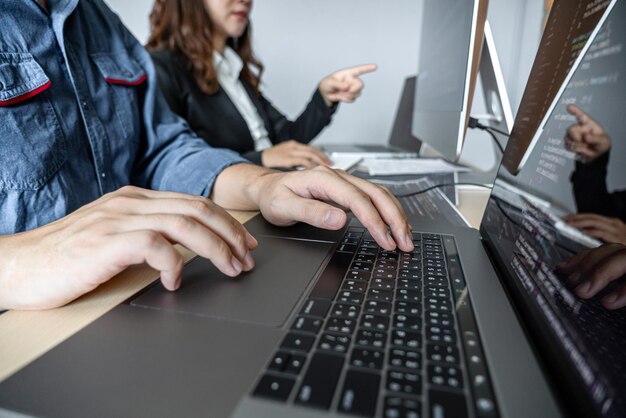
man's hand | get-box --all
[564,104,611,163]
[261,140,331,168]
[214,164,414,253]
[557,243,626,310]
[318,64,377,107]
[0,186,257,310]
[563,213,626,245]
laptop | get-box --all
[0,2,624,418]
[323,76,421,159]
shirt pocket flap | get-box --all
[91,52,147,86]
[0,53,51,106]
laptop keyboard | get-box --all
[252,227,499,418]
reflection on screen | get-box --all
[482,1,626,417]
[502,0,611,174]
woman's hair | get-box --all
[146,0,263,95]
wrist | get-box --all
[245,170,282,209]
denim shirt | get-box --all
[0,0,246,234]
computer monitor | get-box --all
[502,0,613,175]
[411,0,489,162]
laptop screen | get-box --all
[480,1,625,417]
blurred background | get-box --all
[105,0,547,170]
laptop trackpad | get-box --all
[131,236,333,327]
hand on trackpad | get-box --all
[130,236,332,327]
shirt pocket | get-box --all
[0,52,67,191]
[90,52,146,143]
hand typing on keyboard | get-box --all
[558,243,626,310]
[562,213,626,246]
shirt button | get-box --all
[101,172,106,178]
[82,100,88,107]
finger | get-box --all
[292,148,332,166]
[575,247,626,299]
[275,194,348,230]
[566,104,589,124]
[601,283,626,310]
[108,230,186,291]
[567,244,624,288]
[104,196,257,269]
[557,247,593,274]
[290,168,398,250]
[343,63,378,78]
[334,171,413,252]
[584,229,621,244]
[566,125,584,143]
[322,77,350,93]
[284,157,316,168]
[120,213,247,277]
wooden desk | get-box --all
[0,189,489,382]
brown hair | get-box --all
[146,0,263,95]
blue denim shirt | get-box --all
[0,0,247,234]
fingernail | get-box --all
[386,231,397,249]
[575,281,590,296]
[243,252,255,271]
[324,210,344,228]
[602,292,618,305]
[231,257,243,275]
[247,232,258,248]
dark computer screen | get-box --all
[481,1,625,417]
[411,0,489,161]
[502,0,612,174]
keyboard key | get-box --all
[350,348,384,370]
[337,290,365,305]
[393,314,421,332]
[373,269,396,279]
[342,280,367,293]
[387,370,421,396]
[371,278,395,291]
[391,330,421,349]
[427,343,460,365]
[291,316,323,334]
[388,348,421,370]
[395,301,421,316]
[326,317,357,335]
[300,298,331,318]
[428,364,463,389]
[360,314,390,331]
[384,396,422,418]
[351,261,373,272]
[310,252,353,299]
[331,302,361,319]
[396,289,421,303]
[347,270,372,281]
[397,279,420,290]
[338,370,381,417]
[296,353,344,409]
[355,329,387,349]
[364,300,392,316]
[285,354,306,374]
[367,289,393,303]
[268,351,289,372]
[428,389,468,418]
[318,333,351,353]
[253,374,295,401]
[355,253,376,263]
[281,333,315,352]
[426,325,457,344]
[426,311,453,327]
[399,269,422,280]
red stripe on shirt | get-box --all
[0,81,51,106]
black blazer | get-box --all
[150,50,337,164]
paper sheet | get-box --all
[365,158,470,176]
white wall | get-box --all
[105,0,544,169]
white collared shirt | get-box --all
[213,47,273,151]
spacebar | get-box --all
[310,251,353,300]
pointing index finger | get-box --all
[345,63,378,77]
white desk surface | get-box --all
[0,189,490,382]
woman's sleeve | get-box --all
[261,88,338,145]
[150,52,186,117]
[571,152,626,220]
